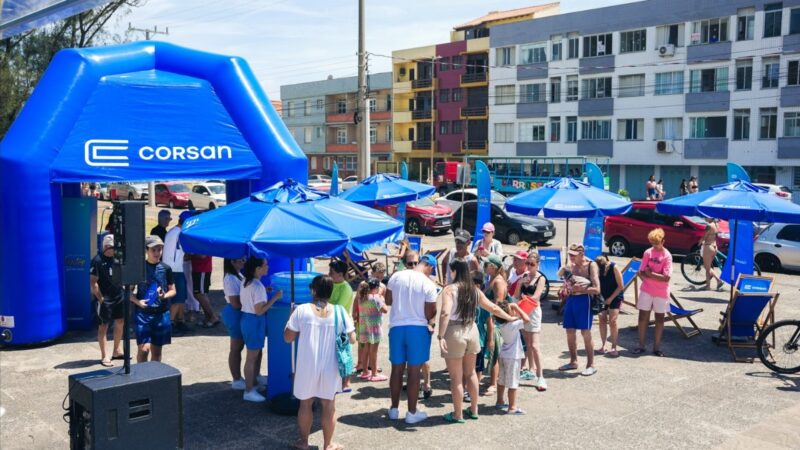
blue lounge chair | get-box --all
[735,274,774,294]
[713,290,780,362]
[619,258,641,308]
[537,248,561,283]
[665,294,704,338]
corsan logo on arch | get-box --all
[84,139,233,167]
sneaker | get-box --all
[243,389,266,403]
[256,375,268,386]
[463,391,471,402]
[405,410,428,424]
[388,407,400,420]
[581,367,597,377]
[520,370,534,381]
[231,379,246,390]
[535,377,548,392]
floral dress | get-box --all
[357,294,384,344]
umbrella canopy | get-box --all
[657,181,800,223]
[179,179,405,259]
[338,173,435,206]
[505,177,632,218]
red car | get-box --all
[377,197,453,235]
[604,201,730,257]
[154,182,191,209]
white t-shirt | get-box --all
[387,269,438,328]
[223,273,242,304]
[240,279,267,314]
[499,319,525,359]
[162,226,184,273]
[475,238,503,257]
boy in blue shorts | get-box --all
[132,236,176,363]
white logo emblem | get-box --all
[84,139,130,167]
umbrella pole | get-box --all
[290,257,296,375]
[565,218,569,265]
[730,220,738,302]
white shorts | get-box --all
[498,358,521,389]
[637,291,670,314]
[523,306,542,333]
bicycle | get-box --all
[680,248,761,286]
[756,319,800,374]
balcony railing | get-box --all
[412,110,432,120]
[460,106,487,117]
[461,140,487,150]
[412,78,433,89]
[412,140,432,150]
[461,72,487,84]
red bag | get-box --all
[518,295,538,315]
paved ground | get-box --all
[2,216,800,449]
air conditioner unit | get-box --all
[656,140,673,153]
[658,44,675,57]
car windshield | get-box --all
[169,184,190,193]
[491,192,507,202]
[779,185,791,193]
[317,175,331,181]
[685,216,707,225]
[207,185,225,194]
[410,197,435,207]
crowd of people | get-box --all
[646,175,700,200]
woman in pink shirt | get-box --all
[634,228,672,357]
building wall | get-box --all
[436,40,468,154]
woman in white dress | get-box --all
[285,275,355,450]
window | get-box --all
[494,123,514,143]
[690,116,727,138]
[785,112,800,137]
[439,121,448,135]
[451,56,462,69]
[777,225,800,242]
[336,128,347,144]
[452,120,462,134]
[304,100,311,116]
[439,57,450,72]
[655,71,684,95]
[583,33,613,57]
[789,61,800,85]
[370,126,377,144]
[566,76,579,101]
[495,85,515,105]
[519,122,547,142]
[287,101,294,117]
[654,118,683,140]
[760,108,778,139]
[691,18,729,44]
[368,98,376,112]
[581,77,612,99]
[764,3,783,38]
[520,43,547,64]
[386,125,392,142]
[736,59,753,90]
[618,74,645,97]
[733,109,750,140]
[439,89,450,103]
[550,117,561,142]
[656,23,685,47]
[316,99,324,109]
[451,88,462,102]
[337,99,347,114]
[581,120,612,140]
[617,119,644,140]
[689,67,728,93]
[762,57,780,88]
[387,95,392,111]
[737,8,755,40]
[315,127,323,138]
[550,77,561,103]
[552,40,563,61]
[568,35,580,59]
[792,8,800,34]
[521,83,546,103]
[566,116,578,142]
[620,29,647,53]
[497,47,515,66]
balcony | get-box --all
[412,109,433,120]
[685,91,730,113]
[684,138,728,159]
[327,143,357,153]
[460,106,487,118]
[412,78,433,90]
[326,112,354,123]
[461,140,487,151]
[686,41,731,64]
[412,140,432,150]
[461,72,487,86]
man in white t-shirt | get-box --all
[163,211,192,334]
[507,250,529,297]
[385,251,437,425]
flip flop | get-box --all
[653,350,665,357]
[494,404,509,410]
[326,443,344,450]
[111,354,125,360]
[443,412,465,424]
[341,387,353,393]
[558,363,578,371]
[100,359,113,367]
[608,350,619,357]
[631,348,646,355]
[289,441,309,450]
[507,408,526,415]
[482,386,496,396]
[369,374,388,382]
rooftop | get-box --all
[453,2,560,30]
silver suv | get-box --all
[108,182,149,200]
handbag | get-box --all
[333,305,354,379]
[590,293,606,315]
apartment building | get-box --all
[489,0,800,198]
[280,72,392,177]
[392,4,559,180]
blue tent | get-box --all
[339,173,435,206]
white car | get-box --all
[435,188,507,212]
[189,182,226,210]
[109,182,148,200]
[754,183,793,201]
[341,176,359,190]
[754,223,800,272]
[307,174,342,192]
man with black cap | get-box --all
[90,234,125,367]
[132,235,176,363]
[442,228,478,285]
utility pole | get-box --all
[128,23,169,208]
[429,55,437,184]
[356,0,371,180]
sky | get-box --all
[114,0,635,100]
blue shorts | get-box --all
[221,304,243,340]
[240,312,266,350]
[171,275,187,305]
[563,294,592,330]
[388,325,431,366]
[135,310,172,346]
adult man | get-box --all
[328,259,354,391]
[163,211,192,334]
[90,234,124,366]
[385,250,438,424]
[441,228,478,285]
[150,209,171,242]
[507,250,530,297]
[133,236,176,362]
[558,243,600,376]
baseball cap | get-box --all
[454,228,472,243]
[568,243,585,256]
[482,254,503,268]
[481,222,495,233]
[178,210,195,223]
[145,235,164,248]
[513,250,529,260]
[420,254,437,267]
[158,209,172,220]
[102,234,114,249]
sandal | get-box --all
[482,386,496,396]
[289,441,309,450]
[596,348,606,355]
[463,408,479,420]
[325,443,344,450]
[494,404,509,410]
[608,350,619,357]
[443,412,465,424]
[558,363,578,371]
[653,350,665,357]
[369,374,388,382]
[507,408,526,415]
[100,359,113,367]
[111,354,125,360]
[631,347,646,355]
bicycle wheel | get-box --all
[756,320,800,374]
[681,252,707,285]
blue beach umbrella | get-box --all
[339,173,436,206]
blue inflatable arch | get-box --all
[0,42,307,344]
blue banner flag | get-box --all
[727,163,751,183]
[397,161,409,221]
[721,220,754,285]
[582,162,605,259]
[330,161,339,196]
[473,161,491,243]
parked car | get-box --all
[754,183,793,201]
[189,182,226,210]
[754,223,800,272]
[307,174,342,192]
[435,188,507,211]
[404,197,454,235]
[604,201,730,257]
[452,200,555,245]
[93,182,109,200]
[109,182,148,200]
[154,182,191,209]
[341,176,359,190]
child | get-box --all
[355,263,387,375]
[356,278,388,382]
[494,301,531,415]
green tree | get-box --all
[0,0,143,136]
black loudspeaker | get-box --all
[68,362,183,449]
[112,201,146,285]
